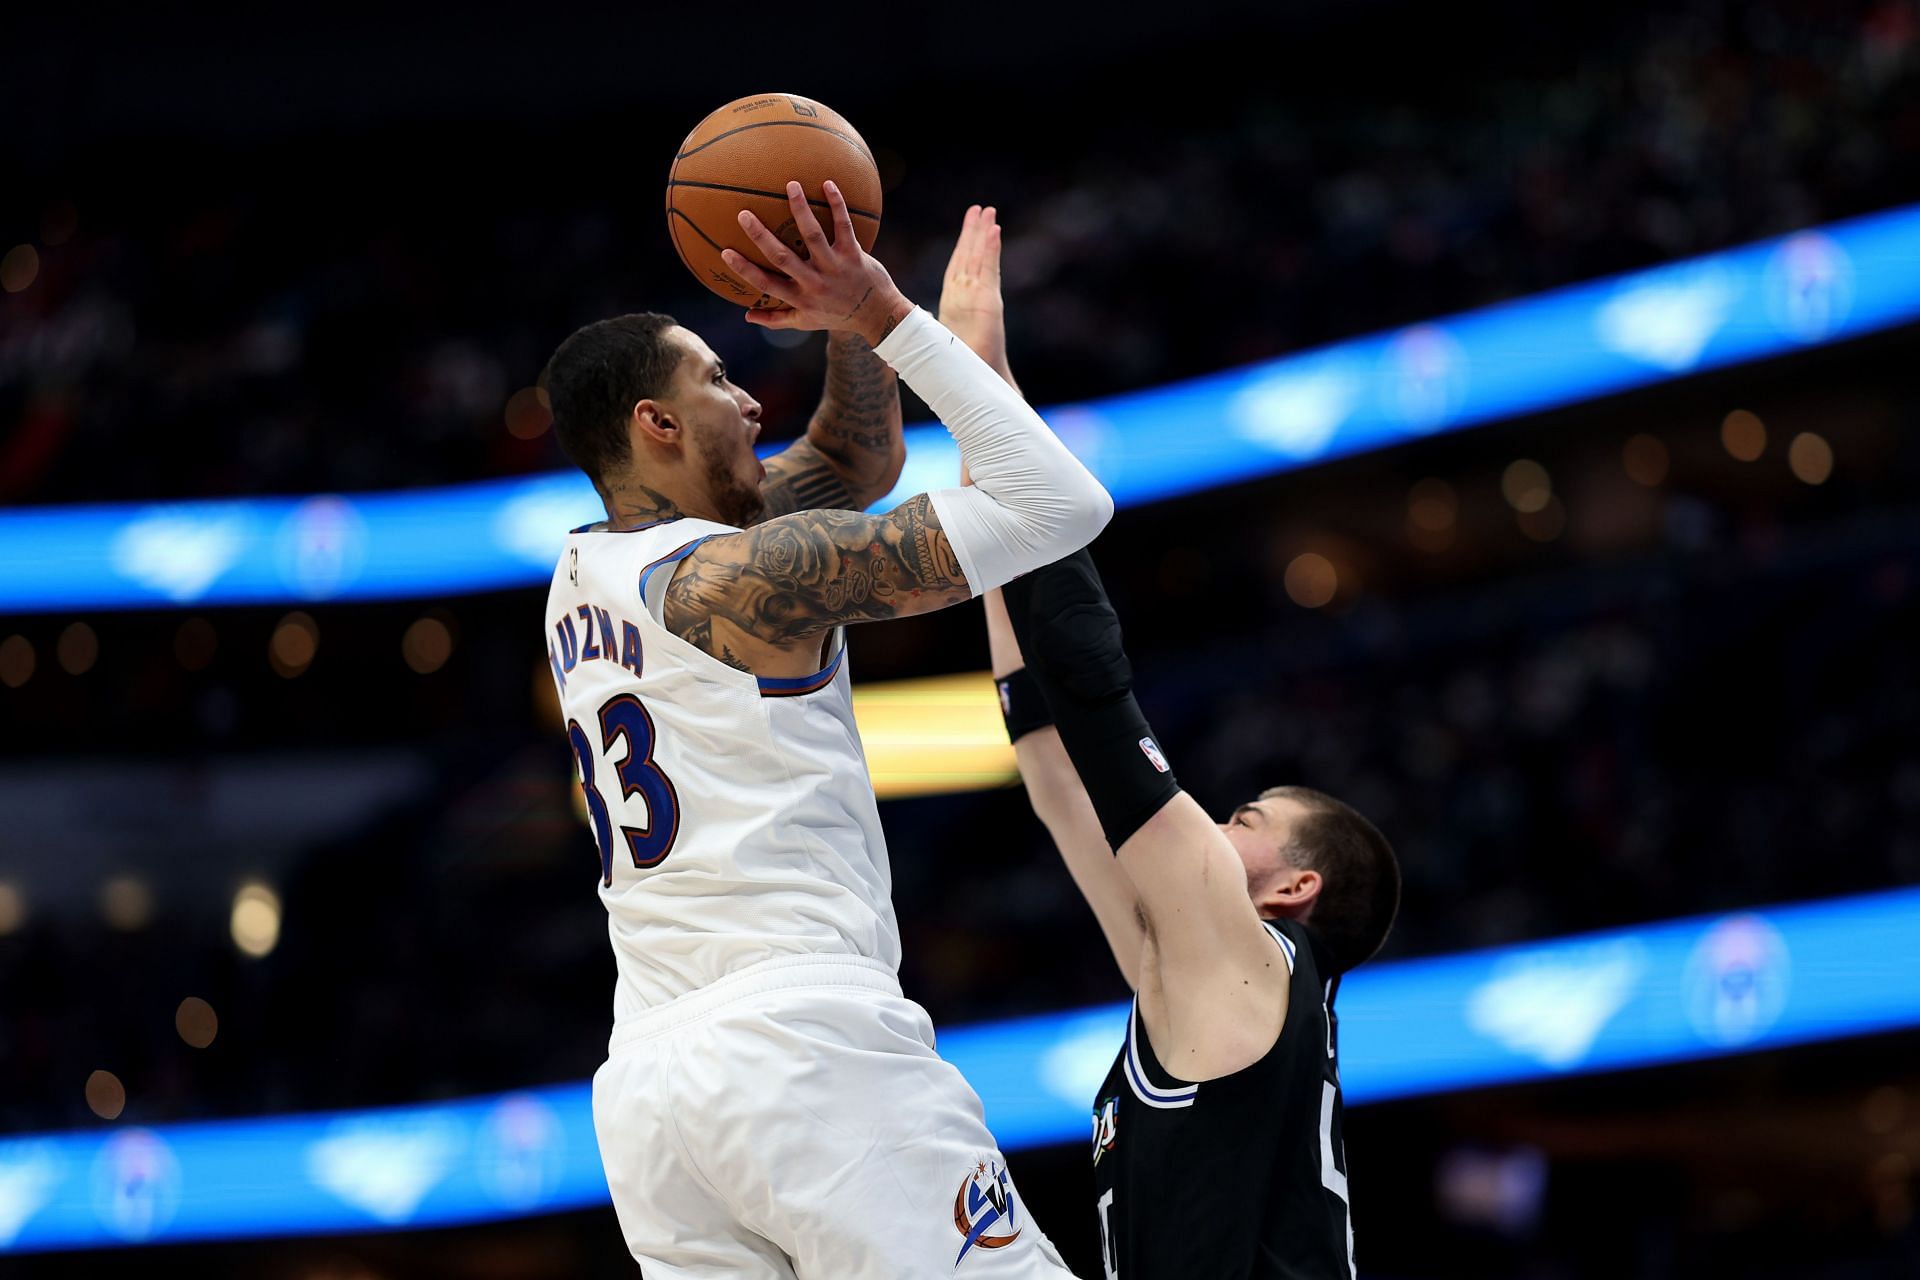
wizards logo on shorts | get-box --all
[952,1159,1020,1266]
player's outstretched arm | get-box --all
[985,589,1146,989]
[701,180,905,520]
[1113,796,1290,1077]
[938,204,1019,395]
[1001,555,1291,1082]
[663,190,1111,671]
[940,205,1145,986]
[663,495,970,662]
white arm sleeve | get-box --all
[872,307,1113,595]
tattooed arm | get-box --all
[679,195,1109,676]
[759,334,905,519]
[662,495,967,670]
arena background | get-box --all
[4,1,1919,1275]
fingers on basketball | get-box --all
[665,95,882,308]
[823,181,858,252]
[736,211,805,277]
[720,247,791,300]
[785,182,832,257]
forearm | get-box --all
[949,314,1019,397]
[992,590,1143,984]
[1016,732,1145,989]
[872,308,1112,595]
[808,333,904,507]
[983,587,1025,679]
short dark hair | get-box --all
[1262,785,1400,975]
[542,312,684,487]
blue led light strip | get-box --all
[3,205,1917,613]
[3,885,1915,1252]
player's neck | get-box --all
[600,475,698,529]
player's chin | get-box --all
[736,474,770,525]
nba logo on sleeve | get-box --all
[1138,738,1170,773]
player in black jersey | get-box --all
[988,580,1398,1280]
[938,216,1401,1279]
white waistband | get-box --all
[607,952,902,1051]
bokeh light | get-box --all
[0,881,24,936]
[176,997,220,1049]
[1721,409,1767,461]
[0,634,33,688]
[57,621,99,675]
[504,386,552,440]
[1284,553,1339,608]
[1407,478,1458,552]
[270,613,319,678]
[1623,434,1669,486]
[402,616,454,674]
[85,1070,126,1121]
[1,244,39,294]
[1788,431,1834,485]
[100,875,154,931]
[1501,460,1552,513]
[231,883,283,958]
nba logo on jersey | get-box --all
[1138,737,1170,773]
[952,1159,1021,1266]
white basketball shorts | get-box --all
[592,953,1074,1279]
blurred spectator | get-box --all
[2,0,1916,502]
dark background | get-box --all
[3,1,1919,1275]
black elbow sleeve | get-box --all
[1001,550,1182,851]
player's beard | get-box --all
[701,433,766,529]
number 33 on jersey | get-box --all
[546,520,906,1019]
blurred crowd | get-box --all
[2,0,1917,505]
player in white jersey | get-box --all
[540,186,1108,1277]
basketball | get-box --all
[666,93,883,310]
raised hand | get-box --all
[722,181,913,347]
[937,205,1010,380]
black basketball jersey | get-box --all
[1089,918,1353,1280]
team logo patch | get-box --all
[1090,1096,1119,1165]
[952,1159,1020,1266]
[1138,737,1170,773]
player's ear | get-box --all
[1269,866,1322,915]
[631,398,679,447]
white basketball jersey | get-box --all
[544,517,901,1019]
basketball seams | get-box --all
[667,179,881,222]
[675,119,876,167]
[666,210,771,307]
[666,207,725,254]
[666,95,881,310]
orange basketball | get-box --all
[666,93,883,310]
